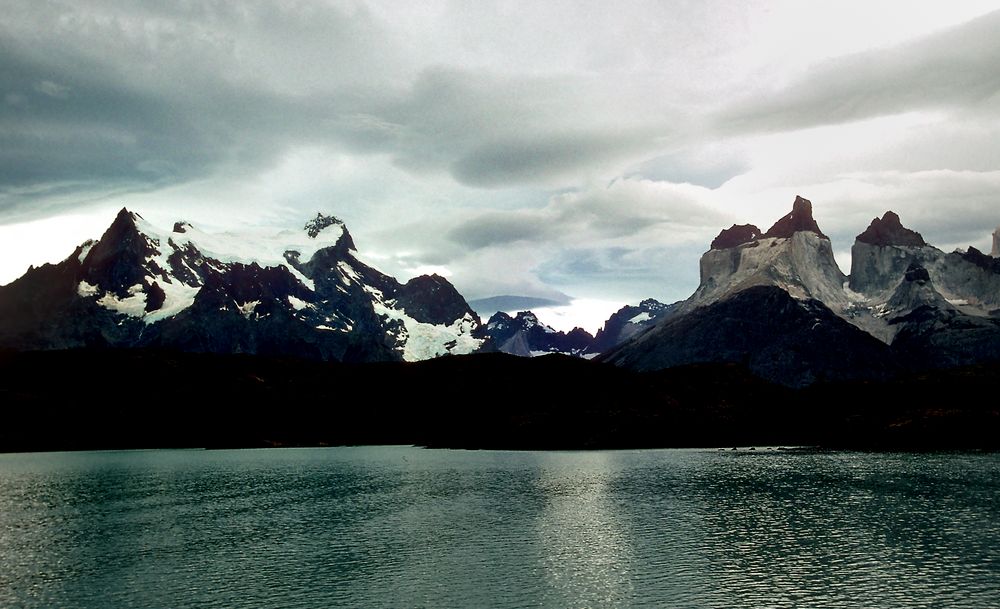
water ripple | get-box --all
[0,448,998,608]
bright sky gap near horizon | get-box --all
[2,2,1000,332]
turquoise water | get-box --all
[0,447,997,608]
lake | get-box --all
[0,447,997,608]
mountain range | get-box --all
[603,196,1000,385]
[0,209,482,362]
[2,197,999,386]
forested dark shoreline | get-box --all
[2,349,997,453]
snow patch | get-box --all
[132,215,322,292]
[237,300,260,319]
[145,281,201,323]
[373,302,483,361]
[97,284,147,317]
[338,261,360,285]
[77,241,95,263]
[77,281,99,297]
[628,312,652,324]
[288,295,310,310]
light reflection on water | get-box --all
[0,447,998,608]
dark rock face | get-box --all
[81,208,161,297]
[904,263,931,282]
[602,286,897,387]
[477,311,593,356]
[395,274,477,325]
[763,196,828,239]
[711,224,762,250]
[587,298,677,354]
[876,255,1000,370]
[961,247,1000,274]
[890,306,1000,369]
[145,282,166,312]
[856,211,926,246]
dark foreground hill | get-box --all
[1,349,996,452]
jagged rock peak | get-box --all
[395,273,478,326]
[98,207,150,247]
[711,224,762,250]
[172,221,192,234]
[515,311,540,325]
[486,311,513,325]
[992,226,999,257]
[763,196,827,239]
[904,262,930,283]
[961,247,1000,275]
[856,211,926,246]
[304,213,344,238]
[112,206,142,225]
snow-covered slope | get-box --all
[0,209,483,362]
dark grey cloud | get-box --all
[0,1,683,222]
[373,67,676,186]
[451,131,648,187]
[467,295,570,316]
[0,39,216,186]
[447,212,551,249]
[446,178,728,254]
[720,9,1000,133]
[0,1,407,220]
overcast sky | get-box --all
[3,1,1000,331]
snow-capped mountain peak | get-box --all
[0,209,483,362]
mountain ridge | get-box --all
[2,198,998,384]
[0,208,483,362]
[604,196,1000,385]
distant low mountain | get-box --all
[586,298,676,355]
[475,310,593,357]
